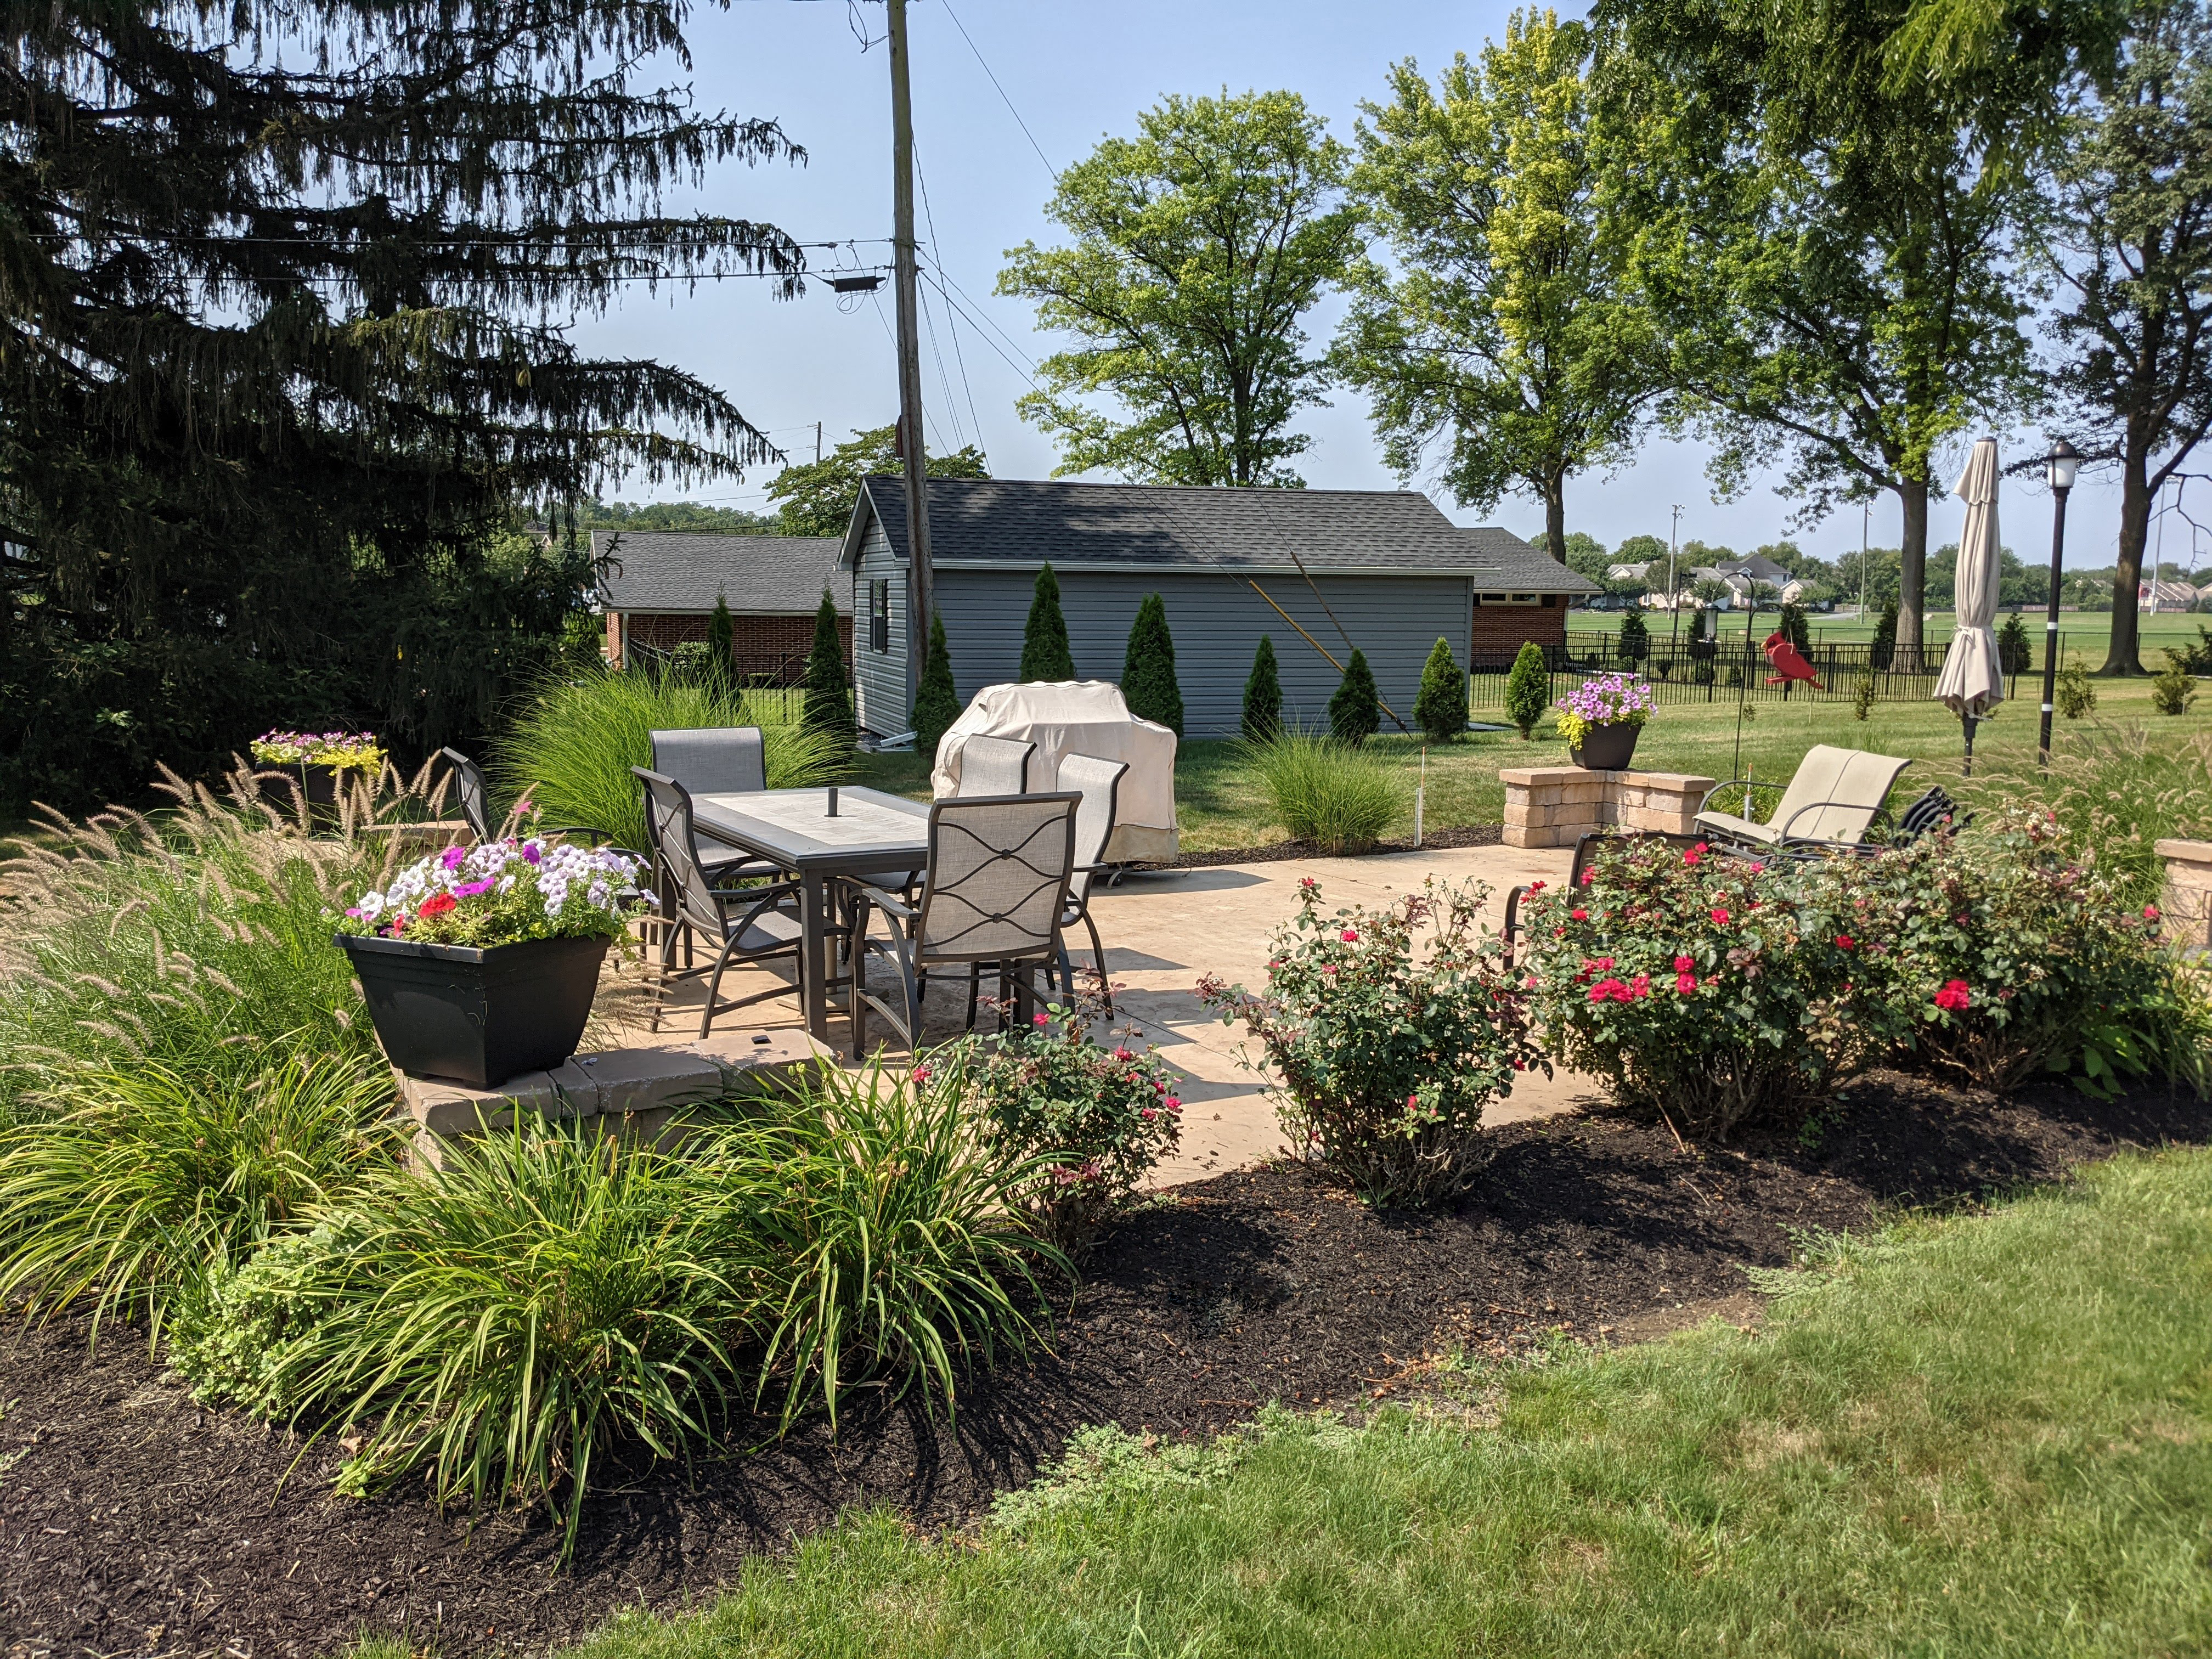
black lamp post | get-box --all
[2039,437,2081,768]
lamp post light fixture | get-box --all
[2039,437,2082,768]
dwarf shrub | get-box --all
[1121,592,1184,736]
[802,587,855,740]
[1412,636,1466,742]
[1020,562,1075,682]
[1329,648,1381,744]
[1242,634,1283,742]
[1200,877,1539,1205]
[1505,642,1549,739]
[913,612,961,759]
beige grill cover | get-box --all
[933,680,1180,864]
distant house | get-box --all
[2140,579,2203,611]
[596,531,850,681]
[839,477,1595,740]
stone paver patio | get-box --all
[623,839,1599,1187]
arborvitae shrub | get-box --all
[1617,610,1649,662]
[1997,611,2031,675]
[1412,636,1465,742]
[913,613,961,758]
[1329,649,1381,746]
[706,591,734,685]
[1120,594,1183,736]
[1019,563,1075,682]
[1870,598,1898,671]
[1505,641,1549,739]
[802,588,855,740]
[1242,634,1283,742]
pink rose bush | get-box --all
[1520,838,1887,1138]
[1199,877,1540,1207]
[928,987,1182,1251]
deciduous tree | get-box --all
[999,90,1361,487]
[766,426,989,540]
[1337,13,1663,562]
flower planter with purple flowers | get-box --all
[334,836,652,1086]
[1554,673,1656,771]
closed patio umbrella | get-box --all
[1934,437,2006,774]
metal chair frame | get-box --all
[633,767,810,1037]
[848,793,1079,1056]
[438,747,618,849]
[967,754,1125,1026]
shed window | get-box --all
[869,579,889,652]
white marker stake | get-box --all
[1415,746,1427,849]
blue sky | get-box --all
[575,0,2182,578]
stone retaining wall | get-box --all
[1499,765,1720,850]
[2157,838,2212,952]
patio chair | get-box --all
[633,767,808,1038]
[963,752,1125,1028]
[1695,744,1912,856]
[437,747,621,849]
[847,793,1080,1056]
[954,734,1034,797]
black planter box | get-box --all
[1568,721,1643,772]
[258,761,343,816]
[336,932,611,1087]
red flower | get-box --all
[1571,908,1588,921]
[1587,978,1629,1003]
[1579,869,1595,886]
[1683,844,1705,867]
[1673,954,1694,972]
[1835,935,1854,950]
[1675,971,1697,995]
[1934,978,1972,1012]
[1033,1011,1049,1025]
[2145,904,2161,922]
[418,892,458,919]
[1164,1097,1181,1111]
[1530,881,1547,893]
[1340,928,1359,942]
[1710,907,1730,926]
[1628,973,1651,999]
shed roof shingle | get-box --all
[850,476,1591,588]
[594,531,848,615]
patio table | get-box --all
[690,786,929,1042]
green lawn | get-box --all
[847,676,2212,855]
[536,1146,2212,1659]
[1573,608,2211,665]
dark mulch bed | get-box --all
[3,1076,2205,1659]
[1166,821,1503,869]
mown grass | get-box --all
[546,1146,2212,1658]
[848,675,2212,856]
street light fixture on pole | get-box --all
[2038,437,2081,769]
[1667,504,1681,647]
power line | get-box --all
[921,253,1037,375]
[918,266,1037,389]
[937,0,1056,182]
[915,147,985,453]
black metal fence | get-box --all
[1472,634,2055,712]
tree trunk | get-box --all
[2102,449,2151,675]
[1544,470,1567,565]
[1895,475,1928,669]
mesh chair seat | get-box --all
[1695,745,1912,854]
[953,734,1035,797]
[966,752,1125,1027]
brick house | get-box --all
[596,531,851,682]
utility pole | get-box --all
[816,421,823,465]
[887,0,934,702]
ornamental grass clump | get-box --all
[1551,672,1655,751]
[492,661,846,855]
[1200,877,1539,1206]
[0,1048,398,1346]
[1239,729,1402,853]
[1520,839,1891,1139]
[929,988,1183,1250]
[0,762,419,1119]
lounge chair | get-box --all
[1695,745,1912,855]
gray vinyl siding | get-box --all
[854,523,910,735]
[936,569,1473,740]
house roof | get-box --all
[1717,554,1791,584]
[594,531,849,616]
[845,476,1592,587]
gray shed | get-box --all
[839,476,1593,739]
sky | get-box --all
[575,0,2201,582]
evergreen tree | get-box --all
[1120,594,1184,736]
[706,591,736,686]
[1020,562,1077,681]
[1779,602,1811,653]
[1617,610,1650,662]
[1242,634,1284,742]
[1870,598,1899,672]
[1996,610,2032,676]
[803,589,855,740]
[913,613,961,758]
[0,0,805,811]
[1329,649,1381,745]
[1412,636,1466,742]
[1505,641,1550,739]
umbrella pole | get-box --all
[1961,710,1976,777]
